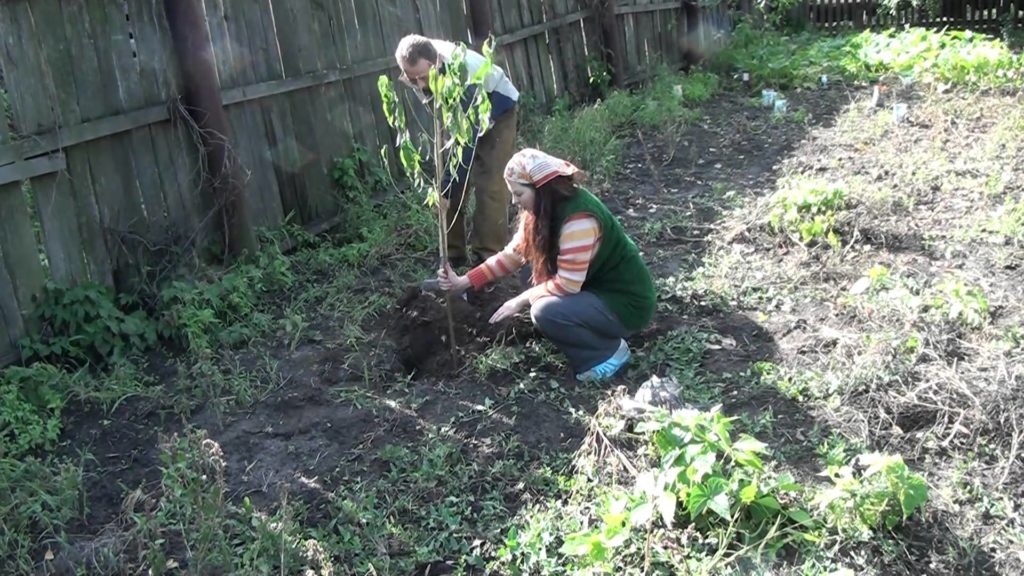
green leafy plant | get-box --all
[157,246,292,355]
[331,144,388,200]
[561,407,813,570]
[528,68,717,180]
[769,179,847,248]
[754,361,836,402]
[928,278,990,328]
[715,23,1023,90]
[813,452,928,541]
[867,265,895,292]
[845,28,1023,88]
[0,363,70,458]
[324,147,433,266]
[19,282,158,367]
[586,53,613,99]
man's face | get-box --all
[401,58,434,95]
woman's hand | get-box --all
[489,293,530,323]
[438,262,471,294]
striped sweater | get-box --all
[466,214,602,303]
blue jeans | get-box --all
[530,291,628,373]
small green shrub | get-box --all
[20,282,158,367]
[157,247,292,355]
[539,103,623,181]
[813,452,928,541]
[928,278,990,328]
[0,363,71,458]
[754,361,835,401]
[768,179,847,247]
[560,407,813,570]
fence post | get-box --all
[164,0,257,260]
[596,0,627,87]
[467,0,494,47]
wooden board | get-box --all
[271,0,335,223]
[308,0,355,215]
[349,0,394,186]
[2,2,88,291]
[127,0,196,240]
[0,182,45,328]
[620,0,642,80]
[523,0,556,104]
[542,0,571,99]
[494,0,535,107]
[104,0,171,243]
[79,0,148,290]
[635,0,655,72]
[247,1,302,226]
[516,0,550,108]
[217,0,285,230]
[0,3,52,136]
[0,252,23,356]
[31,172,89,285]
[553,0,587,101]
[234,0,286,230]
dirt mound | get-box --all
[390,282,534,377]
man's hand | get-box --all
[438,262,470,294]
[489,294,530,324]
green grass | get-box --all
[0,456,84,573]
[527,68,719,179]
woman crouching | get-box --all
[438,148,656,381]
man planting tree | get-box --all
[393,34,520,270]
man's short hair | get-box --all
[395,34,438,67]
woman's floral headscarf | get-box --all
[503,148,580,187]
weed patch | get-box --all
[0,363,72,458]
[768,178,848,248]
[529,69,719,179]
[19,282,158,368]
[0,456,83,573]
[716,23,1023,89]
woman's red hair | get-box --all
[519,175,579,285]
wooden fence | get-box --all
[0,0,731,366]
[798,0,1023,30]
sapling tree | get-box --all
[378,40,496,359]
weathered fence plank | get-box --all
[82,0,150,290]
[56,1,116,287]
[128,0,198,242]
[494,0,537,105]
[0,183,45,328]
[0,258,23,360]
[522,0,557,105]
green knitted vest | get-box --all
[554,187,656,331]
